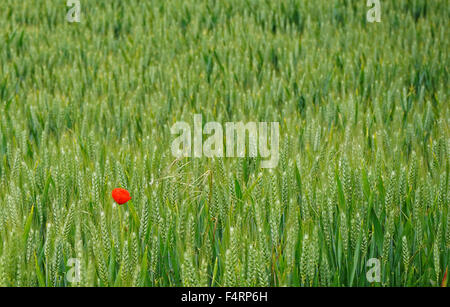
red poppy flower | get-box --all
[442,267,448,287]
[112,188,131,205]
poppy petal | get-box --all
[112,188,131,205]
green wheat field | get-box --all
[0,0,448,287]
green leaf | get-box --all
[371,208,383,252]
[349,232,362,286]
[23,205,34,243]
[34,254,46,287]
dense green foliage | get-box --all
[0,0,448,287]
